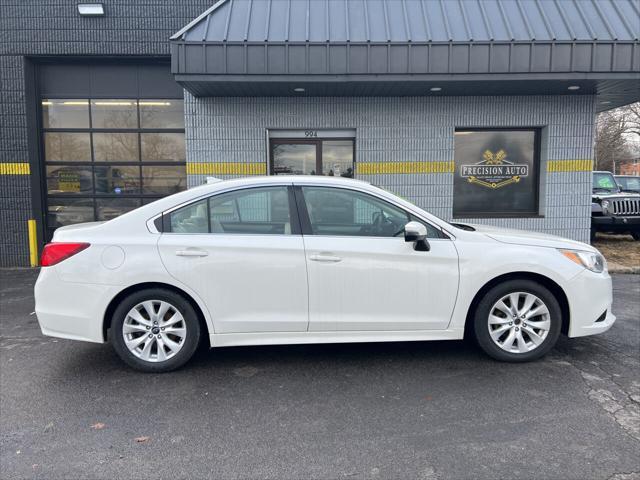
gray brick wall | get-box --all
[0,1,211,266]
[185,94,596,243]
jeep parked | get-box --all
[592,171,640,241]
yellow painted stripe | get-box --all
[0,163,30,175]
[187,162,266,176]
[547,159,593,172]
[357,161,454,175]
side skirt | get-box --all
[210,329,465,348]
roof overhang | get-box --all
[170,0,640,111]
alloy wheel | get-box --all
[122,300,187,362]
[487,291,551,354]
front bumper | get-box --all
[592,215,640,231]
[565,269,616,338]
[34,267,119,343]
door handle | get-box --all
[175,249,209,257]
[309,254,342,263]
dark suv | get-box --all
[592,171,640,241]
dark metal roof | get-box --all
[170,0,640,110]
[172,0,639,42]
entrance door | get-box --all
[270,138,354,178]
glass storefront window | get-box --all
[93,133,139,162]
[141,165,187,195]
[96,198,142,221]
[47,198,95,228]
[46,165,93,195]
[270,138,354,177]
[322,140,354,178]
[42,96,186,238]
[272,143,317,175]
[90,99,138,129]
[44,132,91,162]
[140,100,185,128]
[94,165,141,195]
[42,99,89,128]
[453,129,539,217]
[141,133,186,162]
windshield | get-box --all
[615,176,640,191]
[593,172,620,193]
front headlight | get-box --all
[559,249,606,273]
[601,200,610,210]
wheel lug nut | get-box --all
[148,334,153,338]
[157,335,161,339]
[515,327,520,331]
[161,327,165,331]
[146,326,150,330]
[509,321,513,325]
[523,323,527,327]
[153,321,158,325]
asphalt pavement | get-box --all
[1,269,639,480]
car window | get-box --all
[170,199,208,233]
[210,186,291,235]
[593,172,618,191]
[300,186,442,238]
[169,186,292,235]
[616,177,640,191]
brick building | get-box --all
[1,0,639,266]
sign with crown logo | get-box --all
[460,149,529,189]
[453,130,539,217]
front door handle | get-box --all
[176,249,209,257]
[309,254,342,263]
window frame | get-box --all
[292,185,447,239]
[452,127,542,219]
[269,137,356,177]
[41,96,186,232]
[162,185,302,236]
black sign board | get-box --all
[453,129,539,217]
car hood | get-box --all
[463,224,596,252]
[593,192,640,200]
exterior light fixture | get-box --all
[293,87,305,93]
[567,85,580,91]
[77,3,105,16]
[600,100,611,105]
[430,87,442,92]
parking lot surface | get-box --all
[1,269,639,480]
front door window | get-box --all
[270,138,354,177]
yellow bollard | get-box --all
[28,219,38,267]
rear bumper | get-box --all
[565,269,616,338]
[34,267,118,343]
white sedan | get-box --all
[35,176,615,372]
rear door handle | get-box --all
[309,254,342,263]
[176,249,209,257]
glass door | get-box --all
[270,138,354,177]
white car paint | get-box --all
[35,176,615,354]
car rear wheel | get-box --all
[474,280,561,362]
[111,289,201,372]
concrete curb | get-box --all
[607,262,640,274]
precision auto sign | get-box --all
[460,149,529,189]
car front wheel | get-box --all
[474,280,562,362]
[111,288,201,372]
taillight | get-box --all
[41,242,90,266]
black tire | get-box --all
[473,280,562,362]
[631,231,640,241]
[111,288,201,373]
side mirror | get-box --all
[404,221,430,251]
